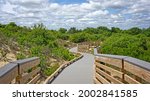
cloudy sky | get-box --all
[0,0,150,29]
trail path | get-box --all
[52,47,94,84]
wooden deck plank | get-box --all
[95,62,123,78]
[95,73,110,84]
[124,74,141,84]
[96,68,123,84]
[20,67,40,84]
[28,74,41,84]
[124,61,150,83]
[19,59,40,73]
[93,78,102,84]
[95,57,122,68]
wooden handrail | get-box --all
[0,63,18,84]
[0,57,40,84]
[94,47,150,84]
[94,52,150,84]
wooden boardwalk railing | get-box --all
[94,54,150,84]
[77,44,90,53]
[0,57,40,84]
[77,42,99,53]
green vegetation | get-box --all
[67,26,150,62]
[101,28,150,62]
[0,23,76,76]
[43,63,59,76]
[0,22,150,77]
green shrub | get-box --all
[101,34,150,62]
[52,47,75,61]
[43,63,59,76]
[70,33,88,43]
[58,34,69,40]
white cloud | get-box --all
[78,17,94,21]
[110,14,122,19]
[66,19,75,23]
[0,0,149,29]
[8,0,47,5]
[0,1,17,14]
[85,10,108,18]
[89,0,130,9]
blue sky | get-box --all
[0,0,150,29]
[52,0,87,4]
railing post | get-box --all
[16,63,21,84]
[121,59,125,83]
[94,57,96,84]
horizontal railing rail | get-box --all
[0,57,40,84]
[94,48,150,84]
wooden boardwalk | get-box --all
[52,47,94,84]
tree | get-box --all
[143,27,150,37]
[8,22,17,27]
[70,33,88,43]
[0,23,6,28]
[67,27,78,34]
[83,27,98,34]
[59,28,67,33]
[96,26,111,35]
[111,27,121,33]
[127,27,142,35]
[32,23,46,30]
[97,26,110,32]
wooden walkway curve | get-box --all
[52,47,94,84]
